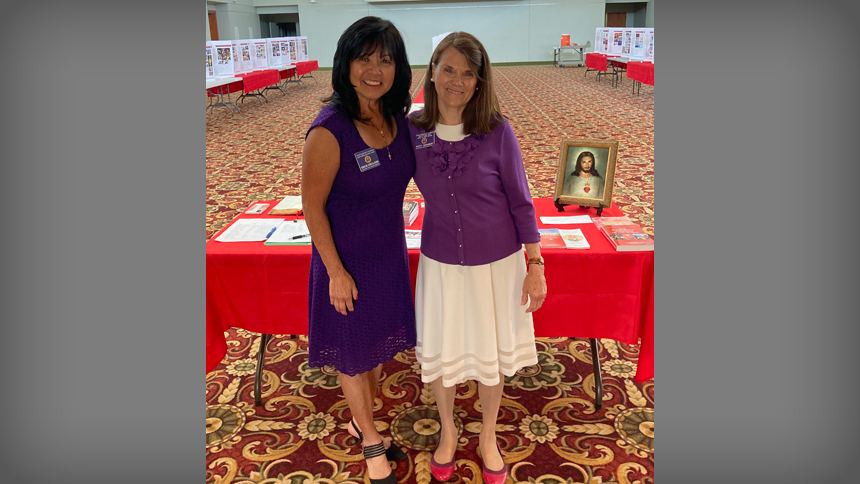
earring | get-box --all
[475,87,479,91]
[430,78,434,82]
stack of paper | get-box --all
[264,219,312,245]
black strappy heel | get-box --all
[349,419,408,462]
[363,442,397,484]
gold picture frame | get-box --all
[554,139,619,209]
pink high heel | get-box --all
[429,453,455,482]
[481,444,507,484]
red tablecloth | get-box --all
[627,61,654,86]
[206,198,654,382]
[295,60,319,77]
[279,66,296,81]
[238,69,280,92]
[585,53,608,71]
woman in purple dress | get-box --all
[408,32,548,484]
[301,17,415,484]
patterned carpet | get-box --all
[206,66,654,483]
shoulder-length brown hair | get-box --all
[410,32,504,136]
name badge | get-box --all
[354,148,381,172]
[415,132,435,149]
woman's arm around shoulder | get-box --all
[302,126,358,316]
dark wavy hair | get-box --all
[572,151,601,177]
[410,32,503,135]
[322,16,412,122]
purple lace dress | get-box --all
[305,105,416,376]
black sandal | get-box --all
[363,441,397,484]
[349,419,408,462]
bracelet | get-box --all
[527,257,544,266]
[528,261,544,266]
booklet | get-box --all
[539,229,566,249]
[264,219,311,245]
[269,195,302,215]
[405,229,421,249]
[557,229,590,249]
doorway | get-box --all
[605,12,626,27]
[208,11,219,41]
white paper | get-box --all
[539,215,593,224]
[266,219,311,243]
[215,218,283,242]
[558,229,590,249]
[405,230,422,249]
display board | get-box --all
[253,39,268,70]
[206,45,215,79]
[644,29,654,62]
[231,41,245,75]
[266,38,283,67]
[238,41,254,72]
[286,38,298,64]
[299,36,309,61]
[208,41,235,78]
[594,27,654,62]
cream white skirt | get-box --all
[415,250,538,387]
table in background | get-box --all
[206,76,242,114]
[235,69,281,105]
[293,60,319,86]
[557,42,590,68]
[206,198,654,404]
[627,61,654,95]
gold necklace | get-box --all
[366,117,392,160]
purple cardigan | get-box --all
[408,114,540,266]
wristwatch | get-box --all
[527,257,544,266]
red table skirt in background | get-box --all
[206,198,654,382]
[627,61,654,86]
[585,52,608,71]
[238,69,280,92]
[295,60,319,77]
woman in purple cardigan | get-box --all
[408,32,547,484]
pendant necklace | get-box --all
[367,117,392,160]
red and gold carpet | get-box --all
[206,66,654,483]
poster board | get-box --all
[644,29,654,62]
[206,44,215,79]
[284,37,299,65]
[610,29,624,55]
[601,29,611,54]
[621,29,633,56]
[266,38,283,67]
[631,29,647,59]
[252,39,268,70]
[231,41,245,75]
[209,41,235,78]
[238,40,254,72]
[299,36,309,61]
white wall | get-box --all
[291,0,604,67]
[207,0,263,40]
[207,0,656,66]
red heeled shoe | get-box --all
[481,444,507,484]
[429,453,455,482]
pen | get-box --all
[289,234,310,240]
[265,227,277,239]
